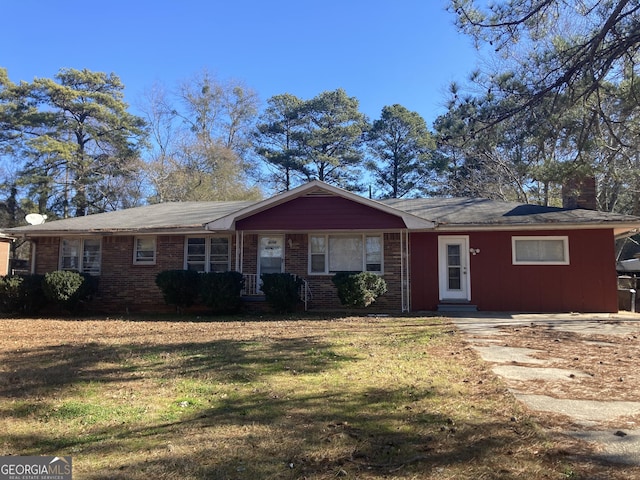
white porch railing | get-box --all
[242,273,310,311]
[242,273,260,296]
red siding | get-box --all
[237,197,406,230]
[408,233,440,311]
[410,229,619,313]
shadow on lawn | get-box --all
[3,384,548,479]
[0,336,353,399]
[0,320,617,479]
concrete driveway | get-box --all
[449,312,640,466]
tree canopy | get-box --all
[3,68,147,217]
[139,70,262,203]
[366,104,435,199]
[254,89,370,192]
[450,0,640,126]
[10,5,640,225]
[437,0,640,213]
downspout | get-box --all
[405,229,411,312]
[30,240,36,275]
[235,231,241,272]
[240,231,244,273]
[403,229,411,312]
[400,229,404,312]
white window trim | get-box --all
[308,233,384,275]
[133,236,157,265]
[184,235,232,272]
[512,236,570,265]
[59,237,102,275]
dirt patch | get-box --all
[497,322,640,405]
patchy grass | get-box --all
[0,315,633,479]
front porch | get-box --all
[231,231,409,312]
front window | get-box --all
[185,237,230,272]
[309,234,383,274]
[134,236,156,265]
[512,236,569,265]
[60,237,101,275]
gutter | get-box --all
[4,226,214,238]
[433,222,640,234]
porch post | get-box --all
[235,231,243,273]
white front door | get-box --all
[438,236,470,301]
[258,235,284,279]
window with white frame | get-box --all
[133,236,156,265]
[60,237,101,275]
[512,236,569,265]
[185,236,230,272]
[309,234,383,274]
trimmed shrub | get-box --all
[260,273,302,313]
[0,274,47,315]
[331,271,387,308]
[42,270,98,312]
[155,269,201,311]
[200,271,244,314]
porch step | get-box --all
[241,295,266,302]
[437,303,478,313]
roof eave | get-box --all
[8,226,214,238]
[434,222,640,235]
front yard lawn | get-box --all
[0,315,625,479]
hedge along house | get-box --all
[4,180,640,314]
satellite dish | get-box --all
[25,213,47,225]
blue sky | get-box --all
[1,0,480,126]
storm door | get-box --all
[258,236,284,290]
[438,236,470,301]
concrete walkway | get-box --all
[450,312,640,466]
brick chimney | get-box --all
[562,175,597,210]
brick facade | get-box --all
[238,233,403,312]
[33,236,187,313]
[31,231,406,314]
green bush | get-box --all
[331,271,387,308]
[155,269,201,311]
[42,270,98,312]
[199,271,244,314]
[260,273,302,313]
[0,274,47,315]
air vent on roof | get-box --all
[304,188,335,197]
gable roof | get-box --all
[4,182,640,237]
[203,180,435,231]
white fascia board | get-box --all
[400,215,436,230]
